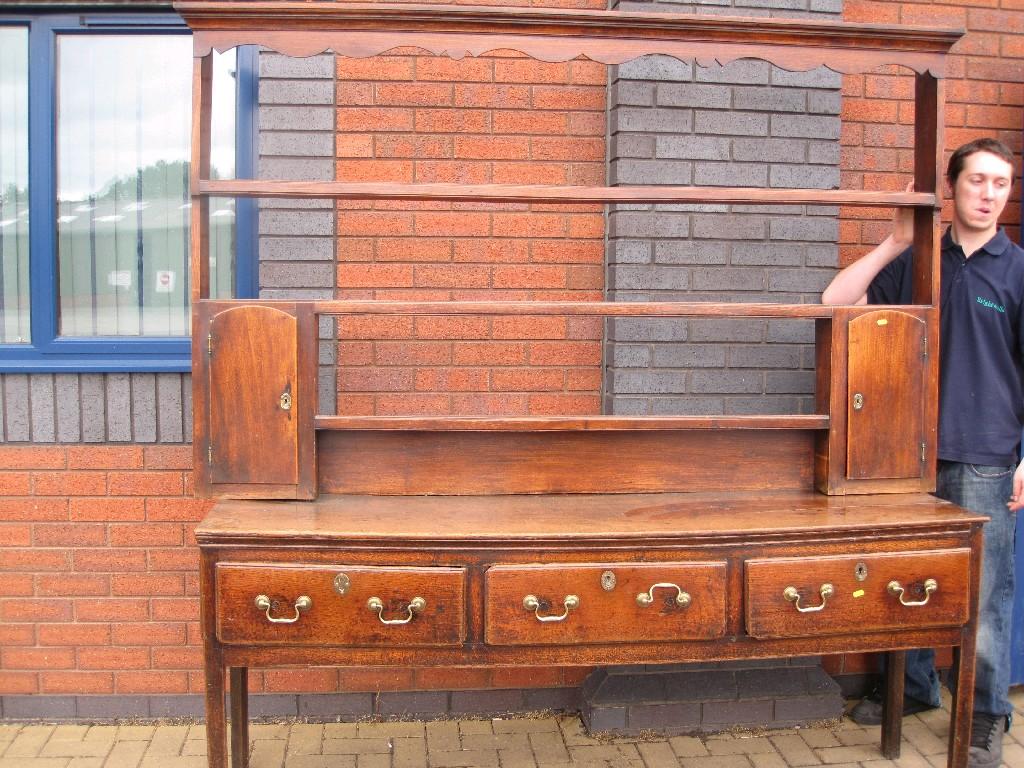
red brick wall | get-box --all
[840,0,1024,266]
[0,446,211,697]
[333,45,607,416]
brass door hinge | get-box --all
[921,442,926,463]
[922,335,927,359]
[208,444,213,465]
[207,333,213,356]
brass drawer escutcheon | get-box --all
[783,583,834,613]
[254,594,311,624]
[636,582,691,609]
[523,594,579,623]
[888,578,938,607]
[333,572,350,596]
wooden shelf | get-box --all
[311,300,844,318]
[315,415,830,431]
[200,180,936,208]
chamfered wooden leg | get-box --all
[204,651,228,768]
[230,667,250,768]
[948,639,977,768]
[880,650,905,759]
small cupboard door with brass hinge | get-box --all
[846,309,927,480]
[199,303,315,498]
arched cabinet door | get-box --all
[846,309,927,481]
[194,302,316,499]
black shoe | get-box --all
[968,712,1007,768]
[847,688,939,726]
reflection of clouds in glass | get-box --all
[0,28,29,191]
[56,36,236,202]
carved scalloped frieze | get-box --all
[192,30,947,77]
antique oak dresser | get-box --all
[173,4,984,767]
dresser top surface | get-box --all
[196,491,985,546]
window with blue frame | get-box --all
[0,13,255,371]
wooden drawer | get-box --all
[484,562,727,646]
[745,548,970,639]
[215,563,466,646]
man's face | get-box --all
[948,150,1014,237]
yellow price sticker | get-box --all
[852,589,865,598]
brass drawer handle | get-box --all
[367,596,426,625]
[523,594,579,622]
[254,594,311,624]
[887,578,938,606]
[636,582,691,608]
[783,583,834,613]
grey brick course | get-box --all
[3,374,30,441]
[695,59,771,85]
[29,374,55,443]
[769,164,840,189]
[610,80,656,107]
[612,159,693,185]
[259,53,334,79]
[771,64,842,89]
[651,345,726,368]
[732,86,806,112]
[131,373,158,443]
[157,373,186,443]
[259,78,335,105]
[81,373,106,442]
[656,135,731,160]
[105,373,132,442]
[612,134,656,158]
[732,137,806,163]
[658,83,732,109]
[612,240,653,264]
[771,114,840,139]
[691,215,766,240]
[693,161,768,187]
[611,266,691,291]
[260,131,335,157]
[612,107,693,134]
[769,217,837,242]
[260,105,336,131]
[694,110,769,136]
[55,376,82,443]
[617,55,693,82]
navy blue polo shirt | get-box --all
[867,228,1024,466]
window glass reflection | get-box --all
[0,27,30,344]
[56,35,236,337]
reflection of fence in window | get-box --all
[0,27,30,345]
[55,36,236,338]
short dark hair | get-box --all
[946,138,1015,184]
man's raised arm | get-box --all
[821,192,914,305]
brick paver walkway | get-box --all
[1,688,1022,768]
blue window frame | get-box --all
[0,11,256,372]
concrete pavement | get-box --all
[1,687,1022,768]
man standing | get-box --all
[822,138,1021,768]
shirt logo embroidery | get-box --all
[976,296,1005,313]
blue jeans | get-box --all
[903,461,1018,717]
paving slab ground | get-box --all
[1,688,1022,768]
